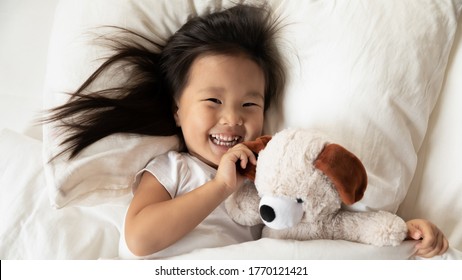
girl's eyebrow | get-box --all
[245,91,265,101]
[199,87,264,100]
[198,86,225,94]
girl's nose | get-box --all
[220,107,243,126]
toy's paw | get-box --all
[372,211,408,247]
[224,181,261,226]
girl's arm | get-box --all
[124,172,229,256]
[124,144,256,256]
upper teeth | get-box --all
[211,134,240,146]
[211,134,240,141]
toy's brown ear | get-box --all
[237,135,272,181]
[314,144,367,205]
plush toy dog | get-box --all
[225,128,408,247]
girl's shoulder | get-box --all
[152,150,192,166]
[132,150,191,196]
[142,151,216,185]
[144,150,209,175]
[153,151,214,173]
[155,150,183,160]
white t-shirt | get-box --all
[119,151,256,259]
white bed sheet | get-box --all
[0,129,128,259]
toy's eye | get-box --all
[296,198,304,203]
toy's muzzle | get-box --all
[259,196,304,230]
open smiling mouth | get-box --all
[210,134,242,147]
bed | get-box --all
[1,0,461,260]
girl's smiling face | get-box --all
[174,54,266,167]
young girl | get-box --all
[46,4,448,259]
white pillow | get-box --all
[398,16,462,252]
[269,0,462,213]
[43,0,461,209]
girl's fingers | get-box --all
[239,152,248,169]
[416,229,449,258]
[230,144,256,166]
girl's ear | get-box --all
[173,105,181,127]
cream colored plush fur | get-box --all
[225,128,408,247]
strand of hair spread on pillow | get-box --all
[40,3,286,160]
[41,27,179,160]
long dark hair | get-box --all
[44,3,286,159]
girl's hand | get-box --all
[406,219,449,258]
[214,144,256,195]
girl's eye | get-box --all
[243,102,260,107]
[206,98,222,104]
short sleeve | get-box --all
[131,151,189,198]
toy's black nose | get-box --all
[260,205,275,222]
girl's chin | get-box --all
[209,143,232,163]
[213,144,231,154]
